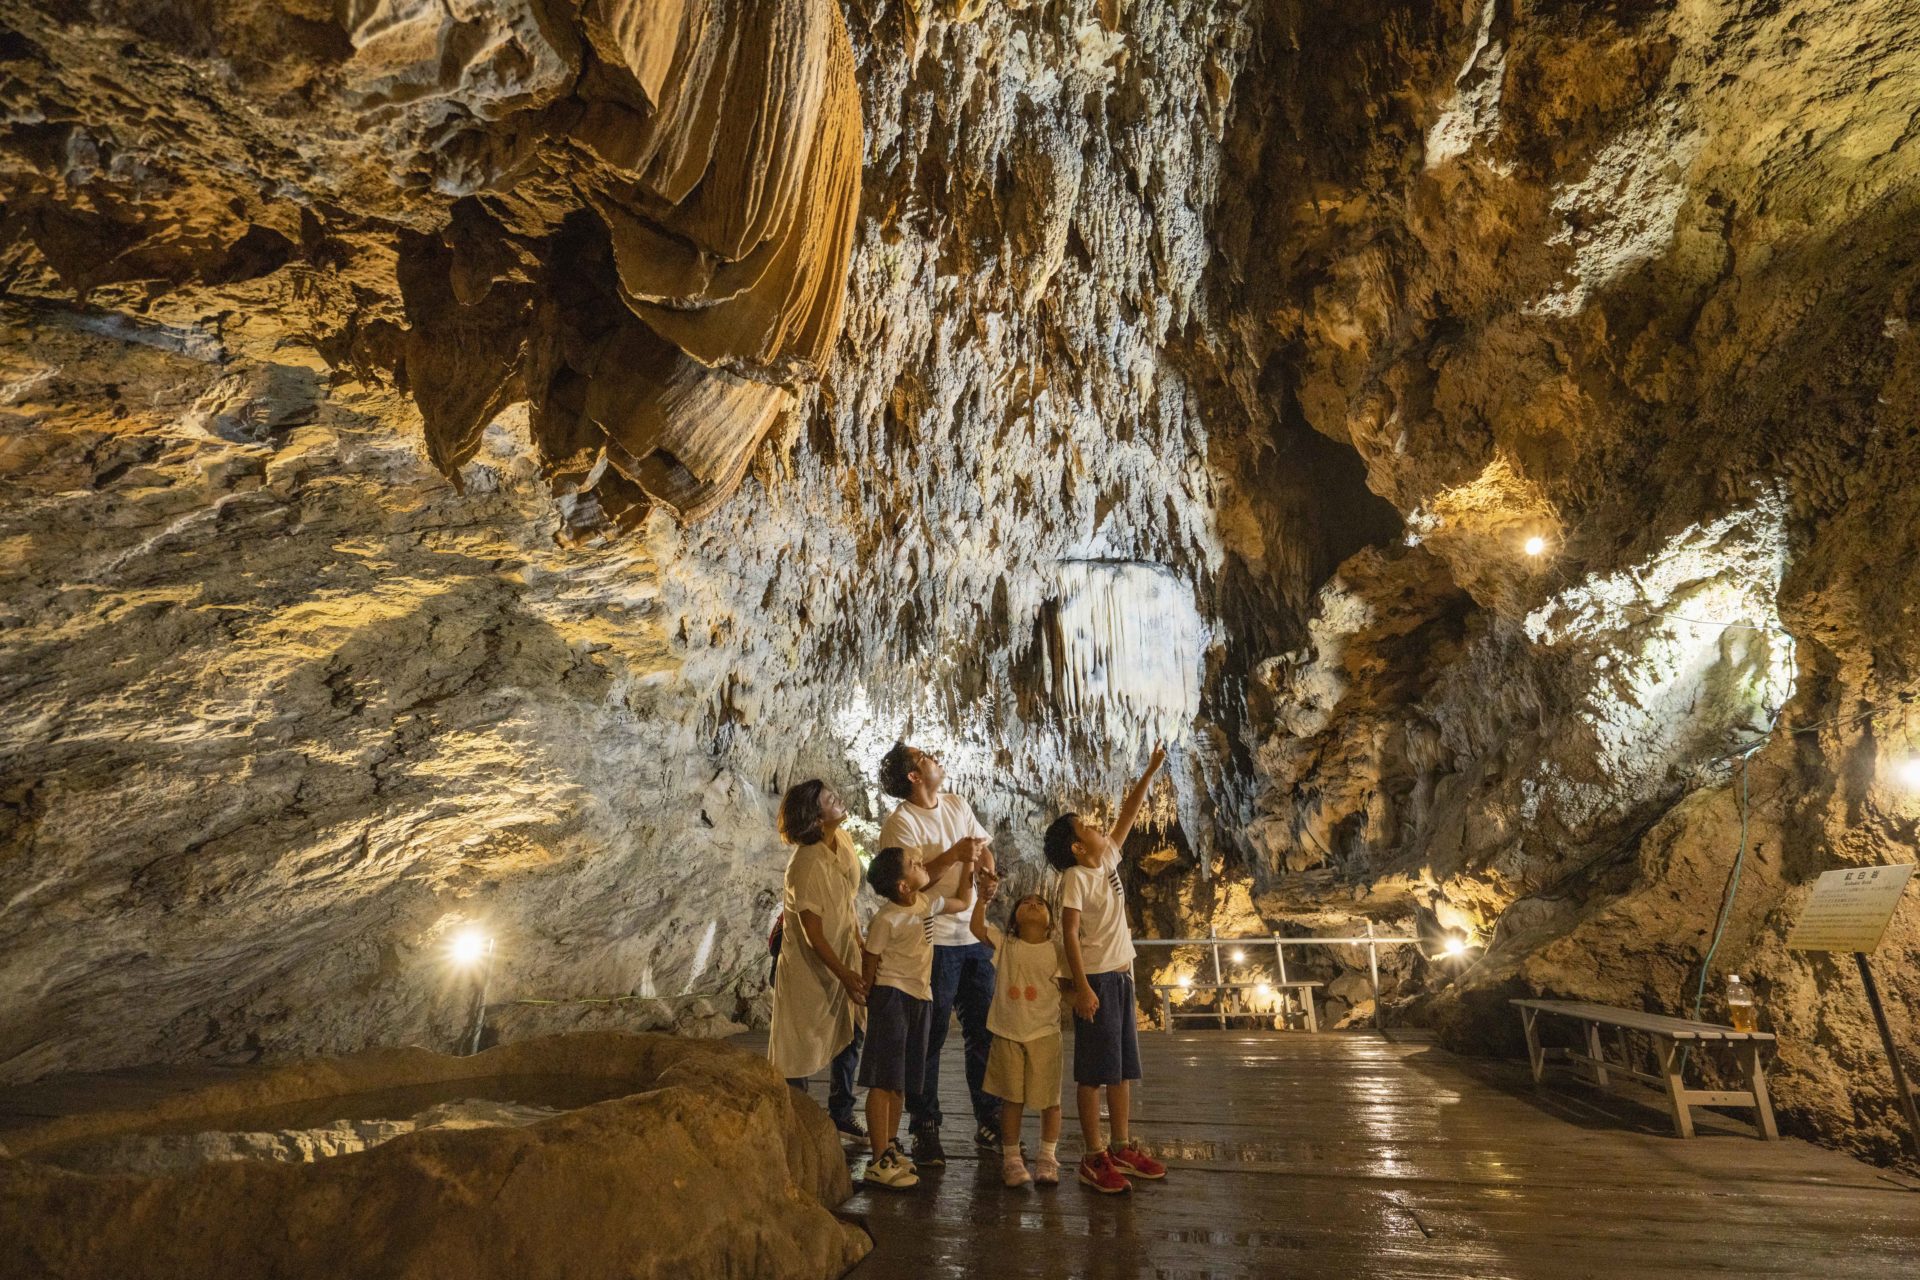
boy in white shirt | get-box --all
[967,869,1067,1188]
[1044,743,1168,1194]
[856,844,975,1189]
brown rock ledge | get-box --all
[0,1032,869,1280]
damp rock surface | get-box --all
[0,1032,869,1280]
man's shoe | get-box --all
[1108,1139,1166,1180]
[911,1128,946,1167]
[886,1142,917,1175]
[864,1147,919,1190]
[1077,1150,1131,1194]
[832,1114,867,1141]
[973,1123,1002,1150]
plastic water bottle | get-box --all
[1726,974,1758,1031]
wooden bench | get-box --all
[1512,998,1778,1140]
[1157,981,1324,1032]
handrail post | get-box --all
[1368,920,1381,1030]
[1273,934,1289,1028]
[1210,925,1226,1030]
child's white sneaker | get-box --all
[1002,1153,1032,1188]
[865,1147,919,1190]
[1033,1151,1061,1185]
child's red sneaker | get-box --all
[1077,1150,1131,1194]
[1109,1140,1165,1180]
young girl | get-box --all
[970,871,1067,1188]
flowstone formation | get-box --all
[2,0,862,527]
[0,1032,870,1279]
[3,0,1919,1175]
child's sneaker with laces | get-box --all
[1033,1151,1061,1185]
[1002,1153,1032,1188]
[1108,1139,1165,1180]
[1076,1149,1131,1194]
[864,1146,919,1190]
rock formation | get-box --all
[2,0,1919,1173]
[0,1032,869,1279]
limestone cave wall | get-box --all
[2,0,1918,1170]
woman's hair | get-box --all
[866,846,910,902]
[779,780,829,846]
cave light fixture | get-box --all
[447,924,497,1056]
[1231,948,1246,964]
[1523,534,1548,557]
[1427,930,1477,963]
[450,926,492,969]
[1897,756,1920,791]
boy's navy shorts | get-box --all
[857,985,931,1094]
[1072,969,1141,1085]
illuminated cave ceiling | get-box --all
[4,0,1920,1169]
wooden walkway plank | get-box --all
[791,1031,1920,1279]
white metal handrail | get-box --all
[1134,922,1420,1029]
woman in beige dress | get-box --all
[767,779,868,1137]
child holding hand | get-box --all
[1044,743,1169,1193]
[856,844,975,1189]
[968,868,1067,1188]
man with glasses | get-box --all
[874,741,999,1164]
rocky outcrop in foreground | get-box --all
[0,1032,869,1280]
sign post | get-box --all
[1787,863,1917,1154]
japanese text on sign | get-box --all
[1786,864,1915,953]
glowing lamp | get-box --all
[1231,949,1245,963]
[1442,934,1469,958]
[1256,982,1271,996]
[1523,536,1547,557]
[450,927,491,968]
[1177,974,1192,989]
[1898,757,1920,790]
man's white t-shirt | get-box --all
[864,893,946,1001]
[877,794,989,948]
[1058,848,1135,975]
[984,924,1065,1042]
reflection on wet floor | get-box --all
[777,1031,1920,1279]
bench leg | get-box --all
[1586,1021,1611,1089]
[1522,1006,1544,1083]
[1616,1027,1633,1078]
[1656,1037,1695,1138]
[1304,988,1319,1034]
[1741,1042,1779,1140]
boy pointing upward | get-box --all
[1044,743,1168,1193]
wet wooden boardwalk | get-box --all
[7,1033,1917,1278]
[803,1030,1920,1280]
